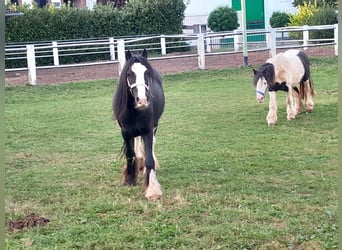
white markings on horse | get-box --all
[256,77,267,103]
[130,62,148,109]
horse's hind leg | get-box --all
[304,80,314,112]
[134,136,145,173]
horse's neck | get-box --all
[268,53,289,83]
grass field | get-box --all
[5,57,337,249]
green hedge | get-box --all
[6,0,185,42]
[5,0,186,68]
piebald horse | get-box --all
[113,49,165,201]
[253,49,315,126]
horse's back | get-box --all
[271,50,305,85]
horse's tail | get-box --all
[299,76,315,100]
[118,141,127,160]
[297,51,315,100]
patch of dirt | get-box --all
[5,47,335,86]
[7,213,50,231]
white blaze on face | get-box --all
[256,77,268,103]
[131,63,148,102]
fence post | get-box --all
[117,39,125,76]
[160,35,166,55]
[267,29,276,57]
[197,33,205,70]
[52,41,59,66]
[334,24,338,56]
[233,29,240,51]
[26,44,37,86]
[109,37,115,61]
[206,36,211,53]
[303,25,309,50]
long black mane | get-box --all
[253,62,275,87]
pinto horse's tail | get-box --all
[297,51,315,100]
[299,76,315,101]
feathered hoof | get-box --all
[287,112,296,121]
[145,188,162,201]
[267,118,277,126]
[144,170,162,201]
[122,164,137,186]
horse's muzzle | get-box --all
[135,97,148,110]
[256,90,265,103]
[256,95,265,103]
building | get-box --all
[183,0,297,34]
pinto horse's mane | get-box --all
[253,62,275,87]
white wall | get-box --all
[183,0,232,26]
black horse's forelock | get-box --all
[253,63,275,87]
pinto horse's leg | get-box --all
[122,137,138,186]
[304,80,314,112]
[286,87,297,121]
[142,132,162,201]
[267,91,278,126]
[292,88,303,115]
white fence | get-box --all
[5,24,338,85]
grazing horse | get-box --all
[253,49,315,126]
[113,49,165,201]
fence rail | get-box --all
[5,24,338,85]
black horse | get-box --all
[113,49,165,201]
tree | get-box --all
[292,0,337,8]
[208,6,238,32]
[96,0,128,9]
[269,11,290,28]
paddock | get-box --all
[5,56,337,248]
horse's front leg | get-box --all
[143,132,162,201]
[286,87,296,120]
[122,136,138,186]
[267,91,278,126]
[292,87,303,114]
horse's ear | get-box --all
[126,50,132,61]
[252,69,257,75]
[142,49,148,58]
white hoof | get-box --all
[145,170,162,201]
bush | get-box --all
[288,2,318,26]
[5,0,186,68]
[309,4,337,40]
[5,0,186,42]
[269,11,290,28]
[208,6,238,32]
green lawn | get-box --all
[5,56,337,249]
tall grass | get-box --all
[5,57,337,249]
